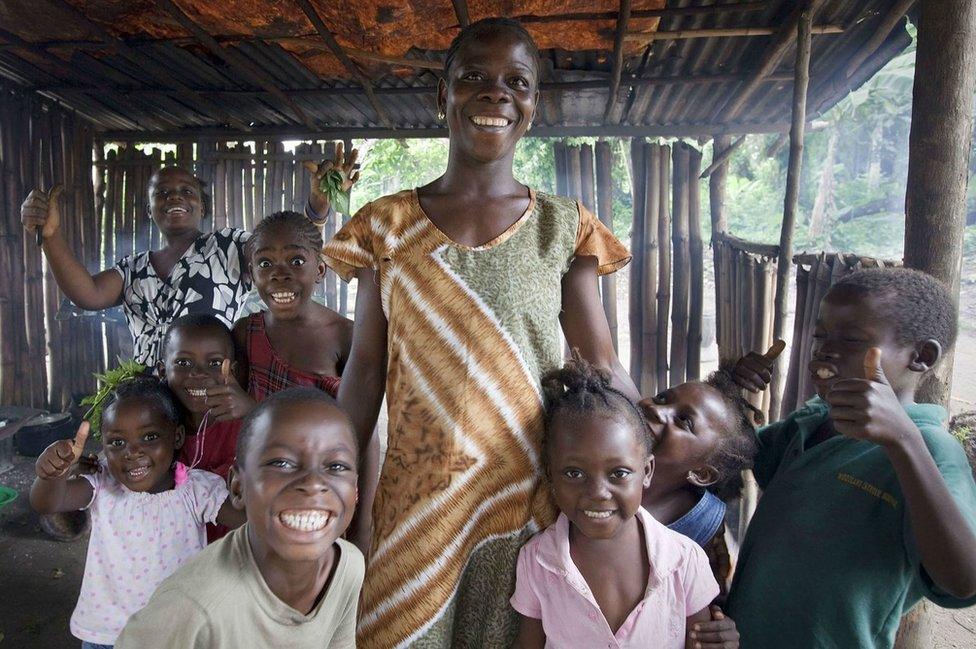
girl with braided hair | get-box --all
[511,353,737,648]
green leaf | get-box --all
[318,169,350,214]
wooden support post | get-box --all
[629,138,647,384]
[566,146,583,204]
[595,141,618,351]
[655,145,671,390]
[580,144,596,212]
[770,4,813,422]
[670,144,690,385]
[640,143,660,395]
[902,0,976,407]
[554,141,568,197]
[709,134,731,355]
[687,146,704,380]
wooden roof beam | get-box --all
[603,0,632,124]
[626,25,843,42]
[451,0,471,28]
[843,0,915,78]
[157,0,315,129]
[517,1,768,24]
[294,0,394,129]
[47,0,250,132]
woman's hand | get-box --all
[731,339,785,393]
[304,141,361,217]
[205,360,256,422]
[21,185,63,240]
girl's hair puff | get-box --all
[541,351,652,466]
[246,210,324,261]
[101,374,182,432]
[443,17,541,80]
[700,367,761,502]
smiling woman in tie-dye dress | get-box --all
[323,18,635,649]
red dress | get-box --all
[179,418,241,543]
[244,312,341,400]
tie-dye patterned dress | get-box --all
[323,188,629,649]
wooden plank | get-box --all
[626,25,842,42]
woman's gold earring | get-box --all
[437,108,446,121]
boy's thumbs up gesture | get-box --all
[204,359,256,422]
[21,185,64,240]
[36,421,90,480]
[825,347,917,446]
[731,339,786,393]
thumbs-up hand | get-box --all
[204,358,256,422]
[825,347,917,445]
[21,185,64,241]
[732,339,786,393]
[36,421,90,480]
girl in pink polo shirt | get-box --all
[511,353,734,649]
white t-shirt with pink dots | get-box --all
[69,462,227,645]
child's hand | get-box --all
[304,141,361,216]
[21,185,63,240]
[731,339,785,392]
[35,421,89,480]
[688,605,739,649]
[825,347,918,447]
[205,359,256,422]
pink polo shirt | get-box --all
[511,507,719,649]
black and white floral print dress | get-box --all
[114,228,252,366]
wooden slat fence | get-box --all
[781,252,899,413]
[0,88,103,410]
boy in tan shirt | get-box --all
[117,387,364,648]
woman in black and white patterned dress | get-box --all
[21,144,359,366]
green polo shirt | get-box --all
[726,397,976,649]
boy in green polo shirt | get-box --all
[725,268,976,648]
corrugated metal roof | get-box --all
[0,0,913,139]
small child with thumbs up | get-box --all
[30,375,242,649]
[725,268,976,649]
[158,313,255,542]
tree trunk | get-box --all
[898,2,976,646]
[902,0,976,407]
[809,127,838,236]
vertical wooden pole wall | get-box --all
[594,141,617,351]
[0,128,359,409]
[0,91,104,409]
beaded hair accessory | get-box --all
[79,359,147,439]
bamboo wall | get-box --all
[713,232,778,417]
[0,89,103,410]
[0,88,355,412]
[625,139,706,396]
[781,252,898,413]
[554,141,620,351]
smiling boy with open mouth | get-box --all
[117,388,364,649]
